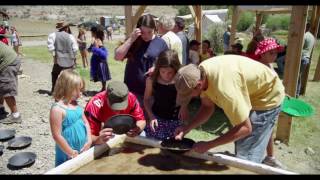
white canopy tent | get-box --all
[186,9,228,39]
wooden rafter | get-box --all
[230,6,239,49]
[312,6,320,81]
[132,6,147,29]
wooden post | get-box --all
[314,55,320,81]
[276,6,309,144]
[230,6,239,50]
[301,6,320,94]
[193,5,202,43]
[255,12,263,33]
[132,6,147,28]
[189,5,196,18]
[124,6,133,39]
[313,6,320,81]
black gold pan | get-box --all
[8,152,36,169]
[0,129,15,141]
[7,136,32,149]
[160,137,195,154]
[104,114,136,135]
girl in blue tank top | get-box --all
[49,69,92,166]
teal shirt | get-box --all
[52,103,88,167]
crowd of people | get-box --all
[0,14,316,170]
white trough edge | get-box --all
[45,134,126,174]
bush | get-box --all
[266,14,290,31]
[271,30,288,36]
[237,12,255,31]
[203,23,225,54]
[174,5,190,16]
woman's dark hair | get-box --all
[136,14,156,29]
[151,49,181,86]
[91,25,105,42]
[127,14,156,60]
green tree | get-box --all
[173,5,190,16]
[237,11,254,31]
[203,23,225,54]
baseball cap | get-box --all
[174,64,201,106]
[107,81,129,111]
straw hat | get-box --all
[55,21,69,30]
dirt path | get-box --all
[0,57,319,174]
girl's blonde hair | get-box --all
[53,69,85,101]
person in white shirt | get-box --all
[47,21,78,93]
[157,15,183,64]
[189,40,201,65]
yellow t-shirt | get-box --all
[199,55,285,126]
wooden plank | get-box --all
[301,6,319,94]
[193,5,202,44]
[124,6,133,39]
[132,6,147,29]
[125,136,297,174]
[313,6,320,81]
[255,13,263,33]
[230,6,239,50]
[276,6,309,143]
[45,134,127,174]
[314,54,320,81]
[188,5,196,19]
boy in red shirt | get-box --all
[84,81,146,145]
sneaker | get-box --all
[262,156,286,169]
[0,114,22,124]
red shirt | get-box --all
[0,28,8,45]
[245,53,260,61]
[84,91,145,136]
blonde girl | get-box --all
[50,69,92,166]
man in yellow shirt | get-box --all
[174,55,285,163]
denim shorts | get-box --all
[235,106,281,163]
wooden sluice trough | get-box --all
[45,135,297,174]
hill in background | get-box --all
[1,5,178,23]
